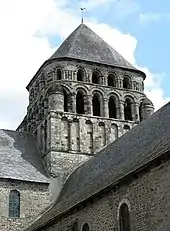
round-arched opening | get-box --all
[139,103,143,121]
[82,223,90,231]
[92,71,100,84]
[124,125,130,130]
[63,89,69,112]
[123,77,131,89]
[109,97,117,118]
[77,69,84,81]
[76,91,85,114]
[108,74,116,87]
[119,203,131,231]
[124,98,133,121]
[93,93,101,116]
[57,69,62,80]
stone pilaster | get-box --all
[134,102,140,122]
[87,95,93,115]
[119,100,125,120]
[104,98,109,118]
[71,93,76,113]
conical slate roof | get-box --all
[49,24,138,71]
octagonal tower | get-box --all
[17,24,154,189]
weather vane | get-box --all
[81,8,86,24]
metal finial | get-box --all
[81,8,86,24]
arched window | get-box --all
[124,125,130,130]
[44,120,47,151]
[139,103,143,121]
[119,203,131,231]
[57,69,62,80]
[108,74,116,87]
[9,190,20,218]
[123,77,131,89]
[142,82,144,91]
[82,223,90,231]
[76,91,85,114]
[63,89,69,112]
[77,69,84,81]
[109,97,117,118]
[92,71,100,84]
[124,99,133,121]
[110,124,118,142]
[93,93,101,116]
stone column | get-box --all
[119,79,122,88]
[102,76,107,85]
[134,102,140,122]
[88,71,92,83]
[119,100,125,120]
[73,71,77,81]
[49,112,61,151]
[71,93,76,113]
[68,119,72,151]
[87,95,93,115]
[103,98,109,118]
[131,102,136,121]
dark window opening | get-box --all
[119,203,131,231]
[92,71,100,84]
[44,120,47,151]
[82,223,90,231]
[57,69,61,80]
[124,99,132,121]
[123,77,131,89]
[93,94,100,116]
[77,69,84,81]
[9,190,20,218]
[124,125,130,130]
[108,74,116,87]
[142,82,144,91]
[109,97,117,118]
[76,91,85,114]
[99,121,105,126]
[63,89,68,112]
[139,103,143,121]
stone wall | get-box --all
[25,59,146,134]
[39,159,170,231]
[42,111,136,182]
[20,59,148,191]
[0,179,50,231]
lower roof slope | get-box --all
[0,129,49,183]
[26,101,170,230]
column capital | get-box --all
[104,97,109,102]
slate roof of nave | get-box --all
[0,129,49,183]
[26,101,170,231]
[49,24,142,74]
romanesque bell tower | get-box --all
[17,24,154,189]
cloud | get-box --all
[139,67,169,110]
[0,0,55,129]
[0,0,168,130]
